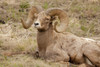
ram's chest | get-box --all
[37,32,54,51]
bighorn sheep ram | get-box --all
[21,6,100,67]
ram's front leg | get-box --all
[45,45,70,62]
[54,49,70,62]
[34,47,46,59]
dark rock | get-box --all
[0,20,5,24]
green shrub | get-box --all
[19,2,30,12]
[20,2,30,9]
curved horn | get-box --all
[46,8,69,32]
[21,6,43,29]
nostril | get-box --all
[34,23,39,26]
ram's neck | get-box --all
[37,25,55,51]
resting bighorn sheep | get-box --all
[21,6,100,67]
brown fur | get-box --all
[37,27,100,67]
[21,6,100,67]
[78,63,95,67]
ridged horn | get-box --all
[21,6,43,29]
[46,8,69,32]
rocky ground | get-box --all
[0,0,100,67]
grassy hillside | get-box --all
[0,0,100,67]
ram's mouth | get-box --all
[34,24,42,29]
[34,25,42,29]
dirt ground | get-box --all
[0,0,100,67]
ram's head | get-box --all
[21,6,69,32]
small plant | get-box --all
[2,2,8,6]
[43,2,48,9]
[19,2,30,12]
[13,63,23,67]
[81,26,88,32]
[4,56,8,60]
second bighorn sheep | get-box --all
[21,6,100,67]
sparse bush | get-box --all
[43,2,49,9]
[19,2,30,12]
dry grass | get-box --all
[0,0,100,67]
